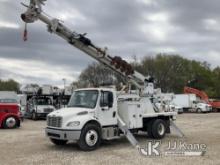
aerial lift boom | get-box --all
[21,0,152,95]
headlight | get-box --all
[66,121,80,127]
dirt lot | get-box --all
[0,113,220,165]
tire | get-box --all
[50,138,67,145]
[3,116,18,129]
[147,120,154,138]
[32,111,37,120]
[197,108,202,113]
[152,119,166,139]
[78,123,101,151]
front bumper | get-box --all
[45,127,81,141]
[201,108,211,112]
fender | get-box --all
[0,113,20,128]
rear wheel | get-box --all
[3,116,18,129]
[151,119,166,139]
[50,138,67,145]
[78,123,101,151]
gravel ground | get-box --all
[0,113,220,165]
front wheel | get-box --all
[78,124,101,151]
[197,108,202,113]
[3,116,18,129]
[50,138,67,145]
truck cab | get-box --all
[46,88,118,150]
[192,101,212,113]
[27,96,56,120]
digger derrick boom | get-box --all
[21,0,149,91]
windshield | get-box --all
[68,90,98,109]
[35,98,52,105]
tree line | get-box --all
[76,54,220,98]
[0,79,20,92]
[1,54,219,98]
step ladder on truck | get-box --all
[20,0,184,151]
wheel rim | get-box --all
[85,130,98,146]
[158,123,165,136]
[6,117,16,128]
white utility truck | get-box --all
[26,96,56,120]
[21,0,183,151]
[172,94,211,113]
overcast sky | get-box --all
[0,0,220,87]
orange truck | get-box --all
[184,87,220,112]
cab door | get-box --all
[97,91,117,126]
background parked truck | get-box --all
[0,91,21,128]
[172,94,212,113]
[26,95,56,120]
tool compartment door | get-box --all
[118,101,144,129]
[127,103,143,129]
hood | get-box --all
[48,107,91,118]
[197,103,211,107]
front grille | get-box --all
[47,116,62,128]
[44,108,54,113]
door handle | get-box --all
[113,111,116,117]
